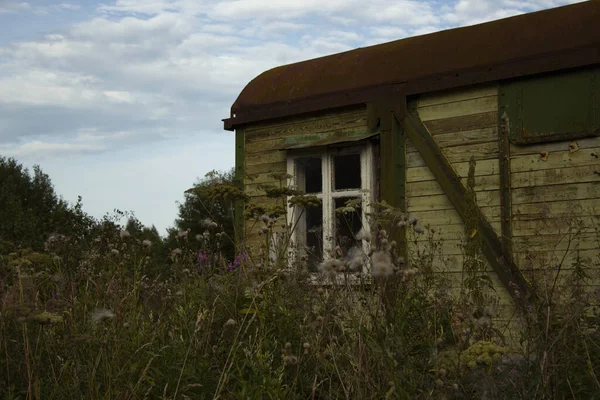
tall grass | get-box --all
[1,188,599,399]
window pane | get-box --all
[334,197,362,255]
[305,204,323,272]
[334,154,361,190]
[296,157,322,193]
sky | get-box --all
[0,0,585,235]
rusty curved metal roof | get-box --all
[224,1,600,130]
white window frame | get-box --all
[286,142,375,276]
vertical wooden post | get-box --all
[368,98,407,259]
[234,127,245,250]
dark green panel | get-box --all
[500,67,599,144]
[234,127,245,248]
[369,99,407,259]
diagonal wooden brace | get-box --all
[401,110,535,308]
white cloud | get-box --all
[0,0,586,232]
[0,1,30,13]
[2,141,105,158]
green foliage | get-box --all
[0,157,97,251]
[166,169,238,261]
[1,157,599,398]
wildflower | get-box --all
[283,355,298,365]
[177,228,190,239]
[202,218,217,228]
[397,220,407,228]
[110,248,120,256]
[142,239,152,248]
[91,308,115,323]
[285,342,292,350]
[414,225,425,234]
[197,251,210,264]
[334,245,342,257]
[224,318,236,328]
[403,268,417,282]
[408,215,419,226]
[371,251,393,278]
[170,248,182,258]
[435,379,444,388]
[260,214,272,224]
[195,234,202,241]
[347,246,364,272]
[317,287,325,295]
[355,228,371,242]
[119,230,130,239]
[319,258,344,278]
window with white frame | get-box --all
[286,143,375,273]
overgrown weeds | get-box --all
[1,182,599,399]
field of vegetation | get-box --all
[1,156,599,399]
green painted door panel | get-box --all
[500,67,599,144]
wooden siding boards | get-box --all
[509,135,600,292]
[242,107,371,246]
[406,83,524,313]
[239,78,599,313]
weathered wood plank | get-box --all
[423,111,497,135]
[512,182,600,205]
[510,136,600,156]
[246,162,287,176]
[245,172,291,186]
[407,174,500,197]
[407,141,499,167]
[407,159,499,183]
[411,206,501,226]
[511,147,600,172]
[407,220,503,240]
[512,234,600,252]
[406,191,501,212]
[512,217,599,237]
[417,84,498,108]
[246,106,366,134]
[513,198,600,220]
[418,95,498,122]
[246,150,287,167]
[511,165,600,189]
[515,251,600,278]
[407,127,497,153]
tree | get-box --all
[165,169,238,260]
[0,156,96,252]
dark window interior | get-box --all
[334,154,361,190]
[297,157,322,193]
[334,197,362,255]
[305,204,323,272]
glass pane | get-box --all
[334,154,361,190]
[334,197,362,256]
[296,157,322,193]
[305,204,323,272]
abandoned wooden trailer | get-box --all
[223,1,600,315]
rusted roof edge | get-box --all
[223,44,600,131]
